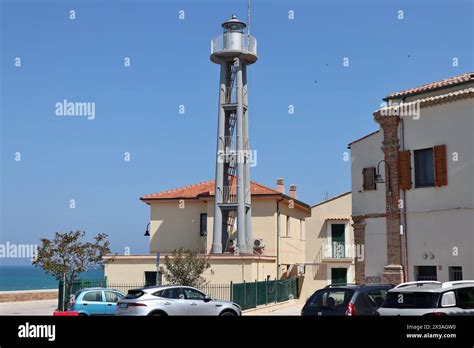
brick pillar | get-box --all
[352,215,366,285]
[374,112,404,284]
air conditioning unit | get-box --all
[253,239,265,250]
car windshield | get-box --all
[309,289,354,309]
[125,289,145,299]
[382,292,440,309]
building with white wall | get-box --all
[349,72,474,284]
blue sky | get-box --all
[1,0,472,262]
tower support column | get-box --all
[242,65,253,254]
[236,58,246,253]
[211,63,227,253]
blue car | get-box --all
[69,288,125,316]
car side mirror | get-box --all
[441,291,456,307]
[203,296,212,302]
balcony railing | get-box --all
[322,242,354,260]
[217,186,251,205]
[221,185,237,203]
[211,34,257,56]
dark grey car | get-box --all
[301,284,393,316]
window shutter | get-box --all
[399,150,412,190]
[434,144,448,187]
[362,167,376,190]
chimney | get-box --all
[276,178,285,193]
[289,184,297,199]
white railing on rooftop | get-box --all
[211,34,257,56]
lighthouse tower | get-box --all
[210,15,257,254]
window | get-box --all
[331,224,346,258]
[415,266,437,281]
[362,167,376,190]
[183,288,206,300]
[456,287,474,309]
[105,291,122,303]
[125,290,144,299]
[155,288,183,299]
[355,293,374,310]
[414,148,435,187]
[286,216,290,237]
[366,289,388,308]
[382,292,440,309]
[310,289,354,309]
[200,214,207,237]
[83,291,103,302]
[449,266,463,281]
[331,268,347,285]
[144,271,157,287]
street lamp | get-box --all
[144,222,150,237]
[374,159,391,192]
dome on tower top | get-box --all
[221,14,246,31]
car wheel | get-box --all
[78,313,88,316]
[220,310,237,316]
[149,311,167,316]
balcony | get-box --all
[321,242,355,263]
[217,186,251,205]
[210,34,257,64]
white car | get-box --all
[116,285,241,316]
[376,280,474,316]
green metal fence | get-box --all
[232,278,298,310]
[58,277,298,311]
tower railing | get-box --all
[220,185,238,204]
[217,186,251,205]
[211,34,257,56]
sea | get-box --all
[0,265,104,291]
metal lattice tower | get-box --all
[210,15,257,254]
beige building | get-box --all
[349,72,474,284]
[300,192,355,298]
[104,178,311,285]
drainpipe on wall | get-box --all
[276,197,284,279]
[400,116,409,282]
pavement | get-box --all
[243,300,303,316]
[0,299,57,315]
[0,299,303,316]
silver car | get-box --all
[115,285,242,316]
[376,280,474,316]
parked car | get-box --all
[69,288,125,316]
[376,280,474,316]
[301,283,393,316]
[116,285,241,316]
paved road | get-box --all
[0,299,57,315]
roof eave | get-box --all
[383,77,474,102]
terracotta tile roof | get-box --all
[374,87,474,117]
[386,72,474,100]
[416,87,474,107]
[141,179,280,200]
